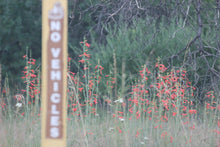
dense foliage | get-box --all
[0,0,219,100]
[0,0,41,83]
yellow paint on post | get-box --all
[41,0,67,146]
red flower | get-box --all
[171,77,178,82]
[135,131,139,138]
[213,130,220,134]
[129,107,133,113]
[68,57,71,62]
[145,77,148,81]
[170,136,173,143]
[182,121,189,125]
[161,114,168,122]
[84,67,88,70]
[116,127,122,133]
[89,80,93,88]
[1,102,6,108]
[79,52,90,58]
[99,66,104,71]
[145,68,151,74]
[158,64,167,72]
[161,132,167,138]
[182,113,187,117]
[136,111,141,119]
[182,106,187,111]
[122,102,126,107]
[95,65,104,74]
[171,93,177,99]
[30,73,37,78]
[189,125,195,130]
[93,98,97,104]
[154,125,159,129]
[21,89,26,93]
[210,106,216,110]
[85,42,90,48]
[172,112,177,116]
[206,103,210,109]
[78,59,85,63]
[78,87,83,92]
[188,109,197,114]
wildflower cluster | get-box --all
[66,41,219,143]
[111,64,197,124]
[2,40,218,146]
[67,40,103,118]
[21,55,40,104]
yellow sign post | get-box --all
[41,0,67,146]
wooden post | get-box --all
[0,64,1,99]
[41,1,67,146]
[0,64,1,95]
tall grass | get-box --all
[0,40,219,147]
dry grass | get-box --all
[0,116,41,147]
[0,110,219,147]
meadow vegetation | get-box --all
[0,38,219,147]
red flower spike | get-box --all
[135,131,139,138]
[1,102,6,108]
[170,136,173,143]
[206,103,210,109]
[136,111,141,119]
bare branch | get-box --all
[106,2,127,22]
[135,0,145,10]
[172,3,191,38]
